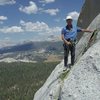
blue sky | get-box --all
[0,0,85,47]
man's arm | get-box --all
[81,29,93,33]
[61,34,71,45]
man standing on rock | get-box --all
[61,16,93,71]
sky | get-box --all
[0,0,85,47]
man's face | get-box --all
[66,19,72,25]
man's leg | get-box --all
[70,45,75,66]
[64,44,69,67]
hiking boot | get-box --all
[63,67,70,72]
[63,67,67,71]
[68,64,72,69]
[66,68,70,71]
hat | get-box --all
[66,16,73,20]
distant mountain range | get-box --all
[0,41,63,54]
[0,41,63,62]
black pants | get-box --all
[63,43,75,67]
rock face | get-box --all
[77,0,100,40]
[34,0,100,100]
[78,0,100,29]
[62,42,100,100]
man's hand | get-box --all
[89,30,93,33]
[65,41,71,45]
[61,34,72,45]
